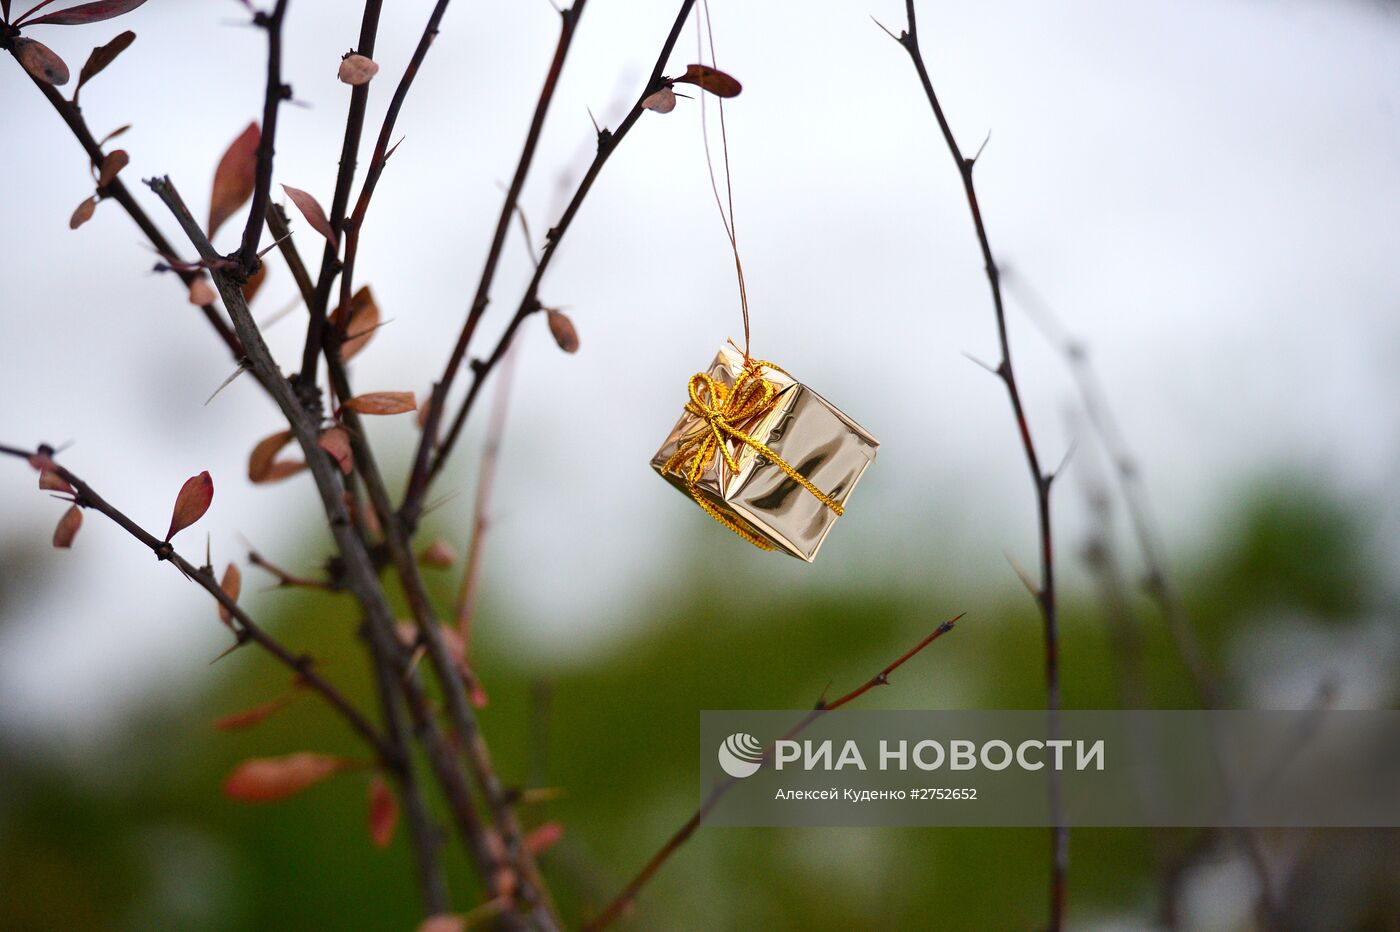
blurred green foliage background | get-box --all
[1,477,1395,930]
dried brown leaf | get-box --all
[222,752,349,803]
[248,430,305,483]
[14,38,70,86]
[165,470,213,541]
[52,505,82,548]
[342,391,415,416]
[338,53,379,86]
[330,286,380,362]
[97,148,128,187]
[39,469,73,493]
[188,276,216,307]
[317,426,353,474]
[674,63,742,98]
[281,184,337,248]
[208,123,259,238]
[75,29,135,98]
[546,308,579,354]
[418,538,456,569]
[69,197,97,230]
[368,775,399,848]
[218,562,241,627]
[642,87,677,113]
[23,0,149,26]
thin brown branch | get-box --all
[585,615,962,931]
[237,0,291,272]
[401,0,699,528]
[889,4,1066,927]
[0,443,389,761]
[297,0,385,396]
[403,0,586,516]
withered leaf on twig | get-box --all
[343,391,416,415]
[418,538,456,568]
[673,63,742,98]
[74,30,135,100]
[69,197,97,230]
[218,562,241,627]
[165,470,213,541]
[53,505,82,548]
[208,123,260,238]
[39,469,73,493]
[546,308,579,354]
[222,752,352,803]
[96,149,128,187]
[368,775,399,848]
[330,285,380,362]
[14,38,70,86]
[188,276,216,307]
[642,88,677,113]
[248,430,306,483]
[281,184,338,249]
[338,53,379,86]
[21,0,150,27]
[317,426,353,474]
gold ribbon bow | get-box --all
[662,359,843,550]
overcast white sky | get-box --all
[2,0,1399,734]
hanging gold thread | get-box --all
[662,358,843,550]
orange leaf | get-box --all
[209,123,259,238]
[53,505,82,548]
[214,694,293,732]
[14,38,70,86]
[368,775,399,848]
[524,821,563,856]
[281,184,337,249]
[242,262,268,304]
[222,752,350,803]
[418,538,455,569]
[188,276,216,307]
[248,430,305,483]
[674,64,742,98]
[165,470,213,541]
[546,309,579,354]
[338,53,379,86]
[218,562,241,627]
[330,286,380,362]
[343,391,415,416]
[317,426,353,474]
[97,149,128,187]
[69,197,97,230]
[39,469,73,494]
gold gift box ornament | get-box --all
[651,344,879,562]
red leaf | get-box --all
[218,562,241,627]
[342,391,416,415]
[14,38,70,86]
[208,123,259,238]
[418,538,455,569]
[338,54,379,86]
[69,197,97,230]
[368,775,399,848]
[222,752,350,803]
[329,286,380,362]
[546,309,579,354]
[673,64,742,98]
[39,469,73,493]
[248,429,305,483]
[74,29,135,99]
[52,505,82,548]
[524,821,563,856]
[242,262,267,304]
[23,0,149,27]
[281,184,337,249]
[165,470,213,541]
[317,426,353,474]
[97,148,128,187]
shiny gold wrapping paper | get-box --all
[651,344,879,562]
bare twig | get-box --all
[402,0,700,528]
[237,0,292,273]
[887,4,1066,927]
[585,615,962,931]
